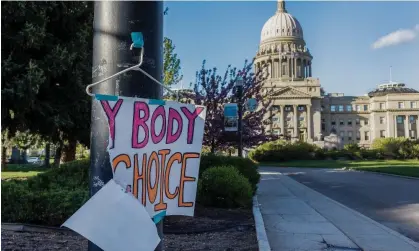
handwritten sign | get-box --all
[97,96,206,217]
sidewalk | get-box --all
[256,169,419,251]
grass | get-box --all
[1,164,46,180]
[260,159,419,178]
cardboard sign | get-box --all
[97,96,206,217]
[224,103,238,132]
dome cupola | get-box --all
[260,0,304,43]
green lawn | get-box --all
[1,164,46,180]
[260,160,419,178]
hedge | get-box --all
[1,154,259,226]
[249,138,419,163]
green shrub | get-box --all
[372,138,419,159]
[200,154,260,193]
[197,166,252,208]
[249,140,320,162]
[1,160,90,226]
[1,179,89,226]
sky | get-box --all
[163,1,419,96]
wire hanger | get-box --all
[86,32,179,101]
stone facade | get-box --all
[255,0,419,147]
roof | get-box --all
[368,83,419,97]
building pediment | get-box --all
[269,86,311,98]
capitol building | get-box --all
[255,0,419,147]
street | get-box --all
[263,166,419,243]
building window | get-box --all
[356,105,361,111]
[331,105,336,112]
[397,116,403,124]
[356,131,360,141]
[299,116,305,121]
[321,123,326,131]
[321,106,324,112]
[273,129,280,135]
[363,105,368,111]
[338,105,344,112]
[346,105,352,112]
[348,131,353,141]
[331,120,336,126]
[340,131,344,141]
[410,115,416,123]
[348,119,352,126]
[271,105,280,111]
[339,119,344,125]
[398,102,404,109]
[272,117,279,122]
[356,118,360,125]
[364,131,370,141]
[380,130,385,138]
[285,106,291,111]
[411,101,417,108]
[379,117,385,124]
[380,103,385,109]
[298,106,305,111]
[364,119,369,125]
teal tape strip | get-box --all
[131,32,144,48]
[153,211,166,224]
[95,94,118,101]
[149,99,165,105]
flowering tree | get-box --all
[183,60,277,153]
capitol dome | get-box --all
[260,0,304,43]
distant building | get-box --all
[255,0,419,147]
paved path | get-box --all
[275,167,419,243]
[257,167,419,251]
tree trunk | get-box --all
[210,138,216,154]
[61,139,77,163]
[53,141,63,168]
[44,143,50,167]
[1,145,7,171]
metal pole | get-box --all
[237,82,243,158]
[89,2,163,251]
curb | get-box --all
[348,168,419,181]
[252,196,271,251]
[279,173,419,250]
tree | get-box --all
[1,2,93,164]
[186,60,277,153]
[163,37,183,86]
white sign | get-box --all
[62,179,160,251]
[97,96,206,217]
[224,103,238,132]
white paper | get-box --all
[96,97,206,217]
[62,179,160,251]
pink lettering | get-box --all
[132,101,150,149]
[150,106,166,144]
[180,107,204,144]
[166,108,183,144]
[100,99,123,149]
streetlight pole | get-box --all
[236,77,243,157]
[89,2,163,251]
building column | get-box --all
[416,116,419,139]
[394,115,398,137]
[280,105,285,136]
[293,105,298,138]
[405,115,410,138]
[386,111,391,137]
[279,57,282,77]
[307,104,312,142]
[309,63,312,77]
